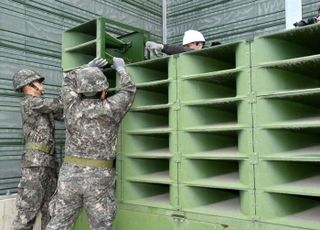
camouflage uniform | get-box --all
[12,69,63,230]
[47,66,136,230]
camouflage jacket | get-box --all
[21,95,63,168]
[61,69,136,160]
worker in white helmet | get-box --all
[181,29,206,50]
[145,30,211,56]
[145,30,204,56]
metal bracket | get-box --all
[171,214,186,223]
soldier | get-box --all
[12,69,63,230]
[46,57,136,230]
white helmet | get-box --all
[182,30,205,45]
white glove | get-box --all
[111,57,125,73]
[145,41,164,51]
[87,57,108,69]
[145,41,164,59]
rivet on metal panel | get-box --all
[247,92,257,104]
[173,100,181,111]
[249,152,258,165]
[174,154,181,163]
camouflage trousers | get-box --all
[46,163,116,230]
[12,166,57,230]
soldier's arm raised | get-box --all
[105,58,136,123]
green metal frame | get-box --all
[62,17,150,72]
[252,23,320,230]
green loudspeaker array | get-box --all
[72,22,320,230]
[62,17,150,72]
[120,57,178,210]
[177,42,254,219]
[252,24,320,230]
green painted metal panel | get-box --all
[252,24,320,230]
[119,56,179,211]
[73,207,175,230]
[176,41,254,223]
[183,219,245,230]
[251,24,320,66]
[256,191,320,229]
[109,25,320,229]
[114,208,174,230]
[75,203,314,230]
[62,18,150,72]
[116,32,148,63]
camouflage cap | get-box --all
[13,69,44,92]
[77,67,109,93]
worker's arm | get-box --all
[145,41,192,56]
[162,44,193,55]
[294,17,317,27]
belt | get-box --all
[25,142,51,154]
[64,155,113,169]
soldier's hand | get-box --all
[111,57,125,73]
[87,57,108,69]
